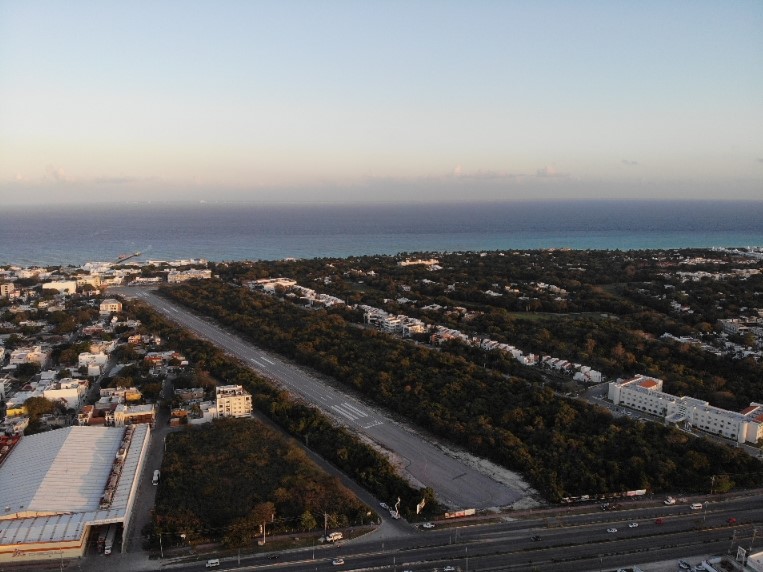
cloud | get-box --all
[621,159,640,166]
[45,165,71,183]
[94,176,145,185]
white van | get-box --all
[690,503,703,510]
[152,469,160,485]
[206,558,220,568]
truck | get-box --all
[327,532,343,542]
[103,524,117,555]
[152,469,160,485]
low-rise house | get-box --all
[78,352,108,371]
[43,378,88,411]
[9,346,50,368]
[111,403,155,427]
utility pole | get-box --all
[324,512,328,541]
[159,533,163,559]
[262,520,266,545]
[710,475,716,495]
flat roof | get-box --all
[0,425,150,546]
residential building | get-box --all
[215,384,252,418]
[42,280,77,294]
[167,269,212,283]
[0,283,14,298]
[608,375,763,444]
[99,298,123,315]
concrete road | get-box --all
[118,287,528,510]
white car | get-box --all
[607,527,618,533]
[332,557,345,566]
[444,567,457,572]
[628,522,638,528]
[422,522,435,529]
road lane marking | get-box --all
[249,358,267,368]
[261,356,275,364]
[331,405,359,421]
[342,403,368,418]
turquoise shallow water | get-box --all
[2,200,762,266]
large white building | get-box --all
[0,425,150,563]
[608,375,763,444]
[216,384,252,418]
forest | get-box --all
[153,418,370,548]
[129,301,437,548]
[161,272,763,502]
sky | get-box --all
[1,0,762,205]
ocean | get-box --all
[2,200,763,267]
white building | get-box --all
[216,384,252,418]
[608,374,763,444]
[9,346,50,368]
[42,280,77,294]
[167,269,212,283]
[42,379,89,411]
[99,298,123,315]
[78,352,109,370]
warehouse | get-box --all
[0,425,150,564]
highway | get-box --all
[116,287,528,510]
[156,495,763,571]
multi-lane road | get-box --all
[155,494,763,572]
[117,287,527,510]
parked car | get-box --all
[678,560,691,570]
[664,496,676,505]
[379,502,389,510]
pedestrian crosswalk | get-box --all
[331,402,383,429]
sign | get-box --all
[416,498,426,514]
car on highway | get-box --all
[664,496,676,505]
[444,566,457,572]
[332,557,345,566]
[422,522,435,529]
[678,560,690,570]
[628,522,638,528]
[379,502,389,510]
[531,535,542,541]
[728,517,737,524]
[655,518,664,525]
[690,503,703,510]
[607,528,618,533]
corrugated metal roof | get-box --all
[0,425,150,546]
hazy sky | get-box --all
[1,1,761,205]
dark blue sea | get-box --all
[2,200,763,266]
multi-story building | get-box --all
[215,384,252,418]
[608,374,763,444]
[99,298,123,315]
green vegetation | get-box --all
[161,272,763,501]
[128,301,434,544]
[153,418,369,548]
